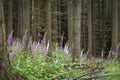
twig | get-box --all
[50,69,86,80]
[74,72,120,80]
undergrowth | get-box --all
[8,32,120,80]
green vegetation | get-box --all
[8,33,120,80]
[10,48,84,80]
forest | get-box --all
[0,0,120,80]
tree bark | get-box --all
[87,0,92,58]
[0,0,13,79]
[112,0,119,48]
[73,0,82,61]
[68,0,74,54]
[103,0,112,56]
[52,0,60,43]
[4,0,13,36]
[31,0,44,41]
[46,0,52,43]
[18,0,30,39]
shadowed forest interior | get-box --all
[0,0,120,80]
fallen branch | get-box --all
[74,72,120,80]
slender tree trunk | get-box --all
[46,0,52,43]
[112,0,118,48]
[31,0,35,40]
[87,0,92,58]
[81,0,88,52]
[73,0,82,61]
[4,0,13,36]
[31,0,43,41]
[68,0,73,54]
[18,0,30,39]
[12,0,18,37]
[52,0,59,43]
[92,0,105,57]
[58,0,61,44]
[103,0,112,56]
[112,0,120,59]
[0,0,13,79]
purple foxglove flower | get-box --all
[101,50,104,58]
[22,29,28,45]
[7,31,13,45]
[18,43,24,50]
[40,33,46,46]
[115,47,119,52]
[60,34,64,48]
[64,45,69,55]
[42,48,47,57]
[32,47,37,55]
[108,50,111,58]
[32,43,39,54]
[115,47,119,57]
[33,41,38,46]
[86,49,89,55]
[27,37,32,50]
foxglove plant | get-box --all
[115,47,119,57]
[101,49,104,58]
[33,41,38,46]
[60,34,64,48]
[18,42,24,49]
[64,44,69,55]
[40,33,47,47]
[27,37,33,50]
[115,43,120,58]
[40,33,48,57]
[7,31,13,45]
[22,29,28,45]
[32,42,39,55]
[9,42,23,60]
[108,49,112,59]
[86,49,89,56]
[41,47,47,57]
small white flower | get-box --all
[64,45,69,55]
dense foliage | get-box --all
[8,32,120,80]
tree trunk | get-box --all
[81,0,88,53]
[18,0,30,39]
[112,0,119,48]
[73,0,82,61]
[92,0,105,57]
[103,0,112,56]
[51,0,60,43]
[4,0,13,36]
[0,0,13,79]
[87,0,92,58]
[46,0,52,43]
[31,0,44,41]
[68,0,74,54]
[112,0,120,59]
[12,0,18,37]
